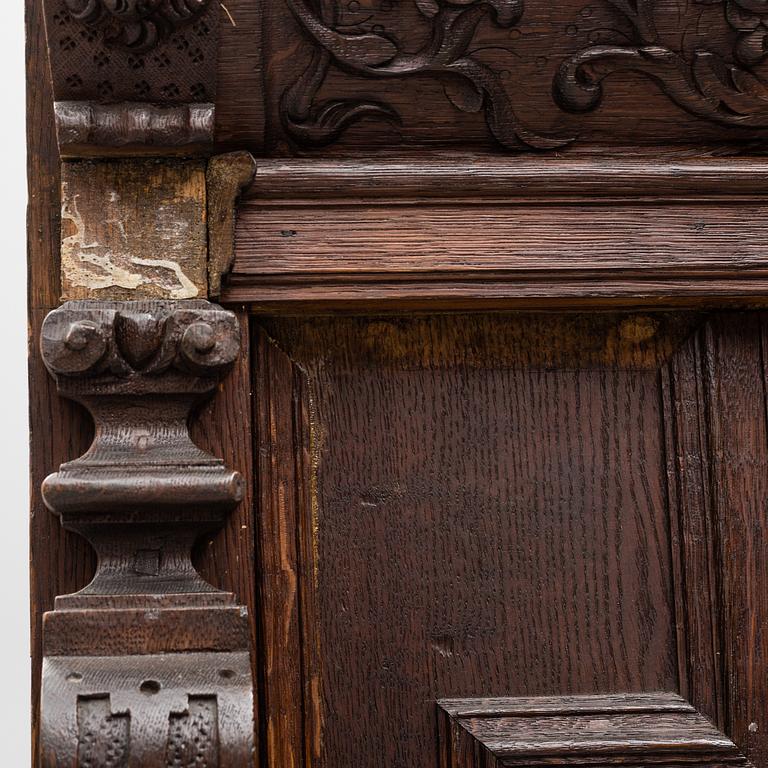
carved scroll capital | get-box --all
[39,300,255,767]
[41,300,240,384]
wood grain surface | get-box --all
[27,2,258,762]
[438,692,747,768]
[227,157,768,309]
[254,313,683,768]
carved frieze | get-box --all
[281,0,570,150]
[555,0,768,128]
[280,0,768,151]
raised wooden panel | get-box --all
[438,693,749,768]
[253,313,687,768]
[253,310,768,767]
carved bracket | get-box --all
[38,300,254,767]
[43,0,221,154]
[439,693,751,768]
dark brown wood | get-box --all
[55,102,215,156]
[254,313,686,768]
[260,0,768,153]
[41,653,253,767]
[28,0,768,765]
[222,154,768,310]
[207,152,257,298]
[42,0,221,153]
[37,299,255,766]
[438,693,749,768]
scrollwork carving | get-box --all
[281,0,571,151]
[555,0,768,128]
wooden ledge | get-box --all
[243,153,768,202]
[224,155,768,310]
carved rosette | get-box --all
[38,300,255,768]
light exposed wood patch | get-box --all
[60,160,207,301]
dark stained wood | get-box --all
[42,0,221,153]
[260,0,768,153]
[207,152,258,298]
[28,7,261,764]
[438,693,748,768]
[55,102,216,157]
[254,313,683,768]
[225,155,768,310]
[243,154,768,201]
[38,0,768,156]
[662,326,725,729]
[28,0,768,763]
[40,652,254,767]
[704,314,768,766]
[37,299,255,766]
[252,324,314,768]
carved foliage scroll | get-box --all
[282,0,768,151]
[281,0,571,150]
[555,0,768,128]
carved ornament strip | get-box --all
[283,0,768,150]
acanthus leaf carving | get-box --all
[554,0,768,128]
[281,0,572,151]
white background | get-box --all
[1,1,33,764]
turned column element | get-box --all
[39,299,254,768]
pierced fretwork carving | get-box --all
[555,0,768,129]
[38,300,254,768]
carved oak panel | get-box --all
[40,0,768,152]
[252,312,768,768]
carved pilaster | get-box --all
[38,300,255,767]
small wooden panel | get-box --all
[438,693,748,767]
[60,160,208,301]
